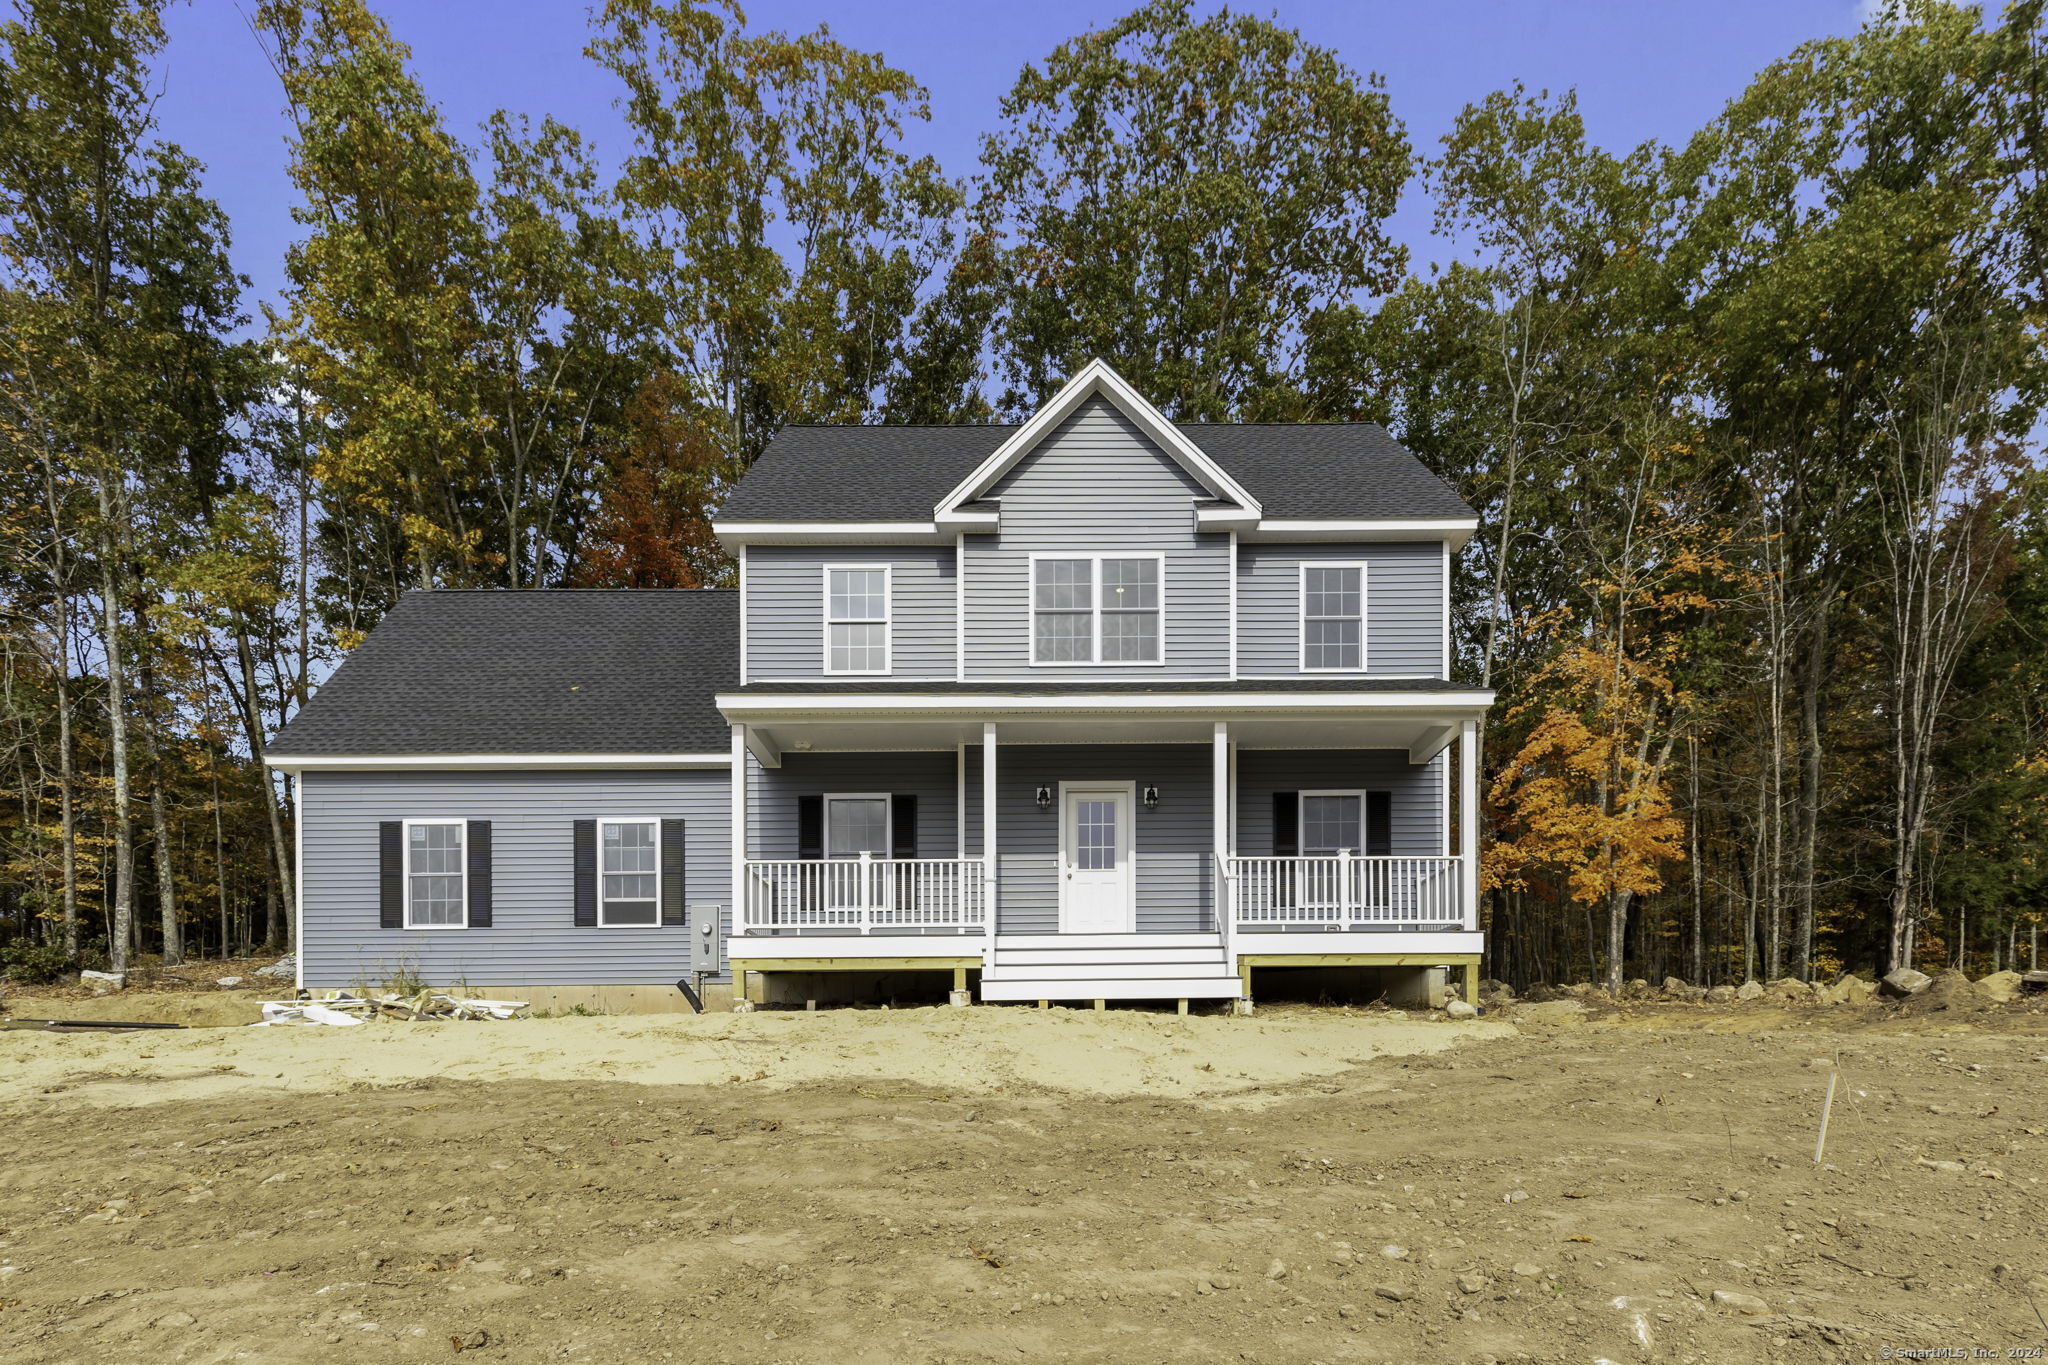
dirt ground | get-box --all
[0,993,2043,1364]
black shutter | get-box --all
[891,794,918,859]
[379,821,403,927]
[1365,792,1392,857]
[573,819,597,927]
[1272,793,1299,857]
[796,795,824,860]
[466,820,493,927]
[661,818,686,925]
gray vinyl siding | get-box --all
[745,545,956,681]
[744,750,960,859]
[1235,749,1448,858]
[298,769,730,988]
[964,399,1230,680]
[962,743,1218,934]
[1237,542,1446,677]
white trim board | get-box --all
[718,690,1496,716]
[267,753,734,772]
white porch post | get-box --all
[982,722,998,969]
[1459,718,1479,929]
[730,723,747,993]
[1213,720,1235,978]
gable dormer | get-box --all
[935,358,1261,524]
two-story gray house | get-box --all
[266,361,1494,1009]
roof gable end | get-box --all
[933,359,1263,517]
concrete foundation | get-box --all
[450,982,740,1015]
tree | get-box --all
[589,0,963,489]
[976,0,1409,420]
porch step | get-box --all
[994,946,1226,968]
[980,931,1238,1003]
[995,933,1221,951]
[980,975,1243,1002]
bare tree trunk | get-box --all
[94,474,135,974]
[145,737,181,965]
[232,629,295,950]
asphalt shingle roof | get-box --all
[717,420,1474,523]
[268,590,738,757]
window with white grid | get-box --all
[1032,555,1162,664]
[1301,564,1364,671]
[826,566,889,673]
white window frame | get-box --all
[1298,789,1392,855]
[1027,552,1167,667]
[823,563,892,676]
[1298,561,1369,673]
[596,816,663,929]
[401,818,468,931]
[823,792,893,859]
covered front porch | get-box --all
[717,685,1490,1004]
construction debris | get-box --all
[249,989,530,1026]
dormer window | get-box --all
[825,566,890,674]
[1032,555,1162,664]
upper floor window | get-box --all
[405,820,466,928]
[825,566,890,674]
[1300,564,1365,671]
[1032,555,1162,664]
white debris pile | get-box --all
[251,989,529,1026]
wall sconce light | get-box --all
[1142,784,1160,809]
[1035,784,1053,810]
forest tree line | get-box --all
[2,0,2044,987]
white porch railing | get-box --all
[1226,854,1467,928]
[739,855,988,934]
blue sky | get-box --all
[153,0,1876,318]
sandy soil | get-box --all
[0,997,2042,1363]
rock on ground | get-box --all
[1883,967,1934,997]
[1979,970,2022,1004]
[1509,1000,1585,1026]
[1735,980,1764,1001]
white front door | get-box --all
[1060,784,1135,933]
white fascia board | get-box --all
[936,508,1000,534]
[711,520,949,548]
[934,358,1263,516]
[717,690,1495,717]
[1196,505,1261,531]
[1240,518,1480,549]
[266,752,734,773]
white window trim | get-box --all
[1298,561,1369,674]
[823,563,892,676]
[1298,789,1392,856]
[401,818,468,931]
[823,792,894,859]
[596,816,663,929]
[1027,551,1167,667]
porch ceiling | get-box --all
[717,690,1489,760]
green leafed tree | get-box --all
[975,0,1411,420]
